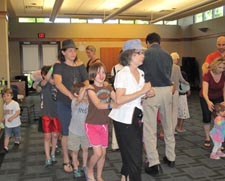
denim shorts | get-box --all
[57,101,71,136]
[5,126,21,138]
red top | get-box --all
[205,51,223,64]
[199,71,225,99]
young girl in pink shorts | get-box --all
[85,62,118,181]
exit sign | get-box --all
[38,32,45,39]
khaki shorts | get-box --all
[68,131,89,151]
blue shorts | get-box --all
[5,126,21,139]
[57,101,71,136]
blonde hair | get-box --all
[170,52,180,60]
[209,57,224,73]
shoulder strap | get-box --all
[113,66,116,76]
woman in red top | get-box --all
[199,57,225,148]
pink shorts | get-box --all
[42,116,61,133]
[85,123,108,148]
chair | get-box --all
[11,85,18,101]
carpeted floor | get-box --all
[0,91,225,181]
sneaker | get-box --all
[55,147,61,155]
[0,147,8,154]
[210,153,220,160]
[80,166,87,174]
[73,169,82,178]
[45,159,52,167]
[51,155,57,164]
[217,151,225,157]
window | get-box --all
[119,19,134,24]
[153,21,163,25]
[18,17,35,23]
[164,20,177,25]
[54,18,70,23]
[71,18,87,23]
[135,20,149,24]
[104,19,119,24]
[36,18,52,23]
[204,10,212,21]
[87,19,102,24]
[194,13,203,23]
[214,6,224,18]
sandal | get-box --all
[204,140,211,148]
[63,163,73,173]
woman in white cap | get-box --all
[109,39,154,181]
[53,39,89,173]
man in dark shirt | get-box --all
[140,32,176,176]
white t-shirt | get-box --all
[4,100,21,128]
[109,66,145,124]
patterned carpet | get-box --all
[0,91,225,181]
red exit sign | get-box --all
[38,32,45,39]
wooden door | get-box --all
[100,47,121,73]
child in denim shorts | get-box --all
[1,88,21,153]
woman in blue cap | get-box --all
[109,39,154,181]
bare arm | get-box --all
[178,68,189,85]
[221,83,225,106]
[54,74,74,100]
[40,66,54,87]
[202,62,209,76]
[202,81,214,111]
[115,82,151,105]
[8,110,20,122]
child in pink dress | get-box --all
[210,103,225,159]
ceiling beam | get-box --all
[49,0,64,22]
[150,0,220,23]
[102,0,142,22]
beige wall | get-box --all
[8,16,225,78]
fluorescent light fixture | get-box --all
[49,0,64,22]
[103,0,142,22]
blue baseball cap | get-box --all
[123,39,146,51]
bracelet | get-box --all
[107,103,112,110]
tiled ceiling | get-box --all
[7,0,225,22]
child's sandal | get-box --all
[204,140,211,148]
[63,163,73,173]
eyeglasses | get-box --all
[134,51,145,55]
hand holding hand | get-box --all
[146,88,155,97]
[142,83,151,94]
